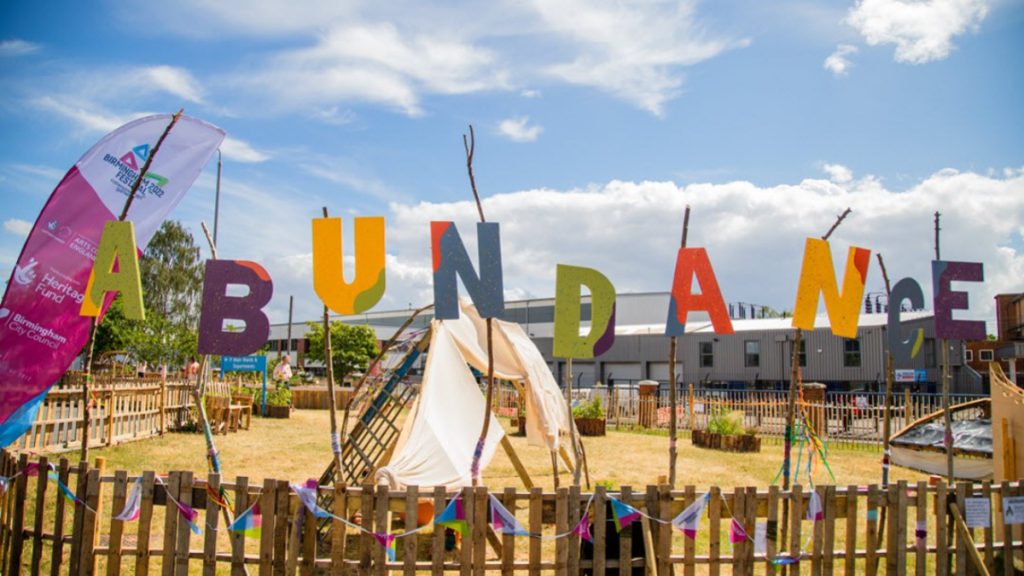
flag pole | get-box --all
[668,205,690,487]
[79,109,183,463]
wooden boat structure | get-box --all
[889,397,993,480]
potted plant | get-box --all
[692,409,760,452]
[264,384,292,418]
[573,396,607,436]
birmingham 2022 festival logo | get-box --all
[102,143,169,199]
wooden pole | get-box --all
[668,205,690,487]
[877,254,895,488]
[935,211,955,483]
[284,295,293,361]
[321,207,344,480]
[79,110,183,463]
[462,125,499,487]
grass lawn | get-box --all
[86,409,929,490]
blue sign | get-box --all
[220,355,269,416]
[221,355,267,372]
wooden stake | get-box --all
[79,110,183,463]
[668,205,690,487]
[322,207,344,480]
[935,211,955,484]
[877,253,895,488]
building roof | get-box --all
[609,311,934,336]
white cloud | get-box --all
[846,0,989,64]
[3,219,33,237]
[520,89,542,99]
[533,0,745,115]
[31,96,137,134]
[232,22,508,116]
[139,65,205,104]
[0,39,40,57]
[220,137,270,163]
[822,163,854,184]
[824,44,858,76]
[497,117,543,142]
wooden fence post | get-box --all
[7,453,29,576]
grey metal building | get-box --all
[267,292,982,393]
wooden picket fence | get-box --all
[10,376,197,453]
[1,450,1020,575]
[497,384,985,450]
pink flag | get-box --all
[729,518,748,543]
[573,511,593,543]
[0,115,224,446]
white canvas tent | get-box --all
[375,301,574,489]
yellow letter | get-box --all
[80,220,145,320]
[312,216,386,314]
[791,238,870,338]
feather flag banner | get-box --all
[488,494,530,536]
[114,476,143,521]
[435,492,468,537]
[806,491,824,522]
[672,493,709,539]
[291,479,332,519]
[609,496,641,532]
[228,502,262,539]
[574,511,593,543]
[374,533,397,561]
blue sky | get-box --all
[1,0,1022,327]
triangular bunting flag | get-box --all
[806,491,823,522]
[175,500,202,535]
[729,518,748,543]
[290,479,333,519]
[48,472,78,505]
[374,533,397,561]
[671,493,709,539]
[609,496,641,532]
[228,502,262,539]
[114,476,143,521]
[574,511,593,543]
[488,494,530,536]
[772,556,800,566]
[435,492,468,537]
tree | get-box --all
[305,322,379,383]
[90,220,204,368]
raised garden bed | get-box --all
[692,430,760,452]
[264,405,291,419]
[574,417,606,436]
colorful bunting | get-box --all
[488,494,530,536]
[772,556,800,566]
[114,476,143,521]
[0,476,8,494]
[374,532,397,561]
[573,511,593,543]
[806,491,823,522]
[175,500,202,535]
[48,472,79,505]
[672,493,709,539]
[729,518,748,544]
[609,496,641,532]
[915,520,927,544]
[435,492,468,537]
[291,479,333,519]
[229,502,263,539]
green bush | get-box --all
[572,396,605,419]
[707,409,746,436]
[266,384,292,407]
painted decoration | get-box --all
[791,238,871,339]
[197,260,274,356]
[553,264,616,358]
[665,247,734,336]
[431,221,504,320]
[312,216,386,314]
[0,114,223,446]
[932,260,986,340]
[886,277,925,365]
[80,221,145,320]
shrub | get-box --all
[573,396,606,419]
[266,384,292,407]
[707,409,746,436]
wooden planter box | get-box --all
[692,430,760,452]
[264,405,291,419]
[574,417,606,436]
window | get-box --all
[964,349,973,362]
[700,342,714,367]
[744,340,760,367]
[844,338,861,367]
[980,349,994,362]
[924,338,936,368]
[796,339,807,367]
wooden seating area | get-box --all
[204,382,253,435]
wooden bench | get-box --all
[204,395,245,435]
